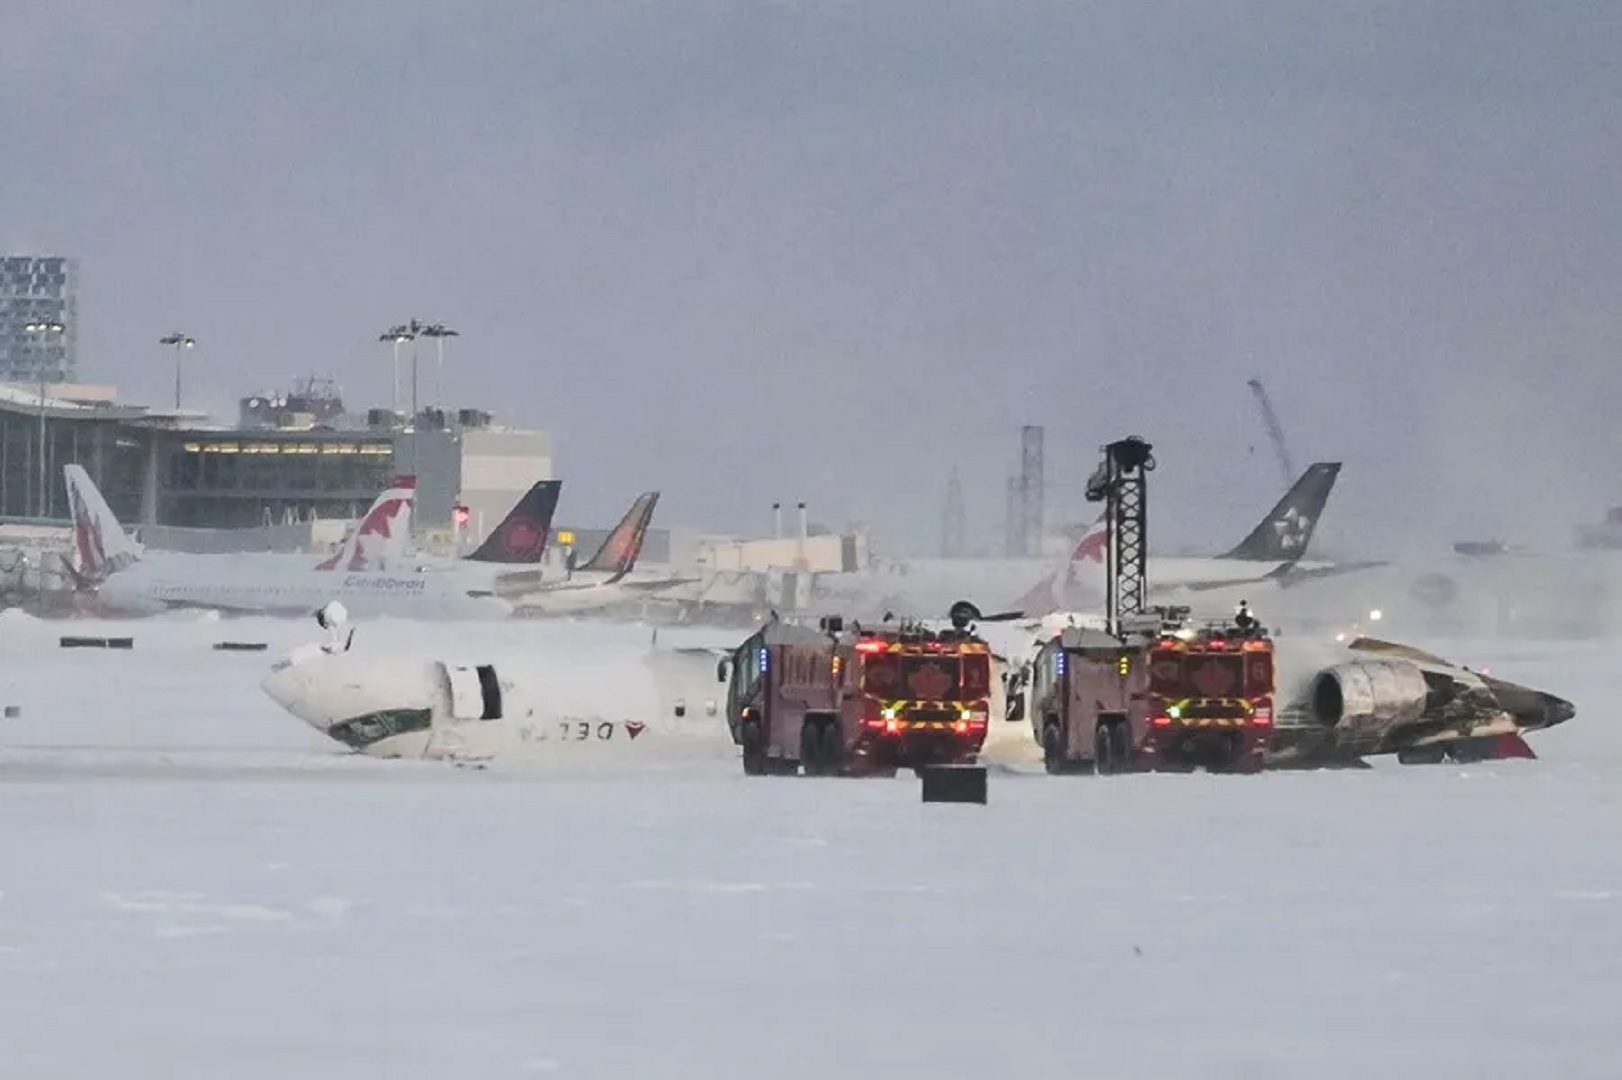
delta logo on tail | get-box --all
[466,480,562,564]
[315,476,416,572]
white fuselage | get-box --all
[506,573,684,617]
[97,551,514,620]
[261,638,738,765]
[803,554,1338,622]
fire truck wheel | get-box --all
[1042,723,1066,775]
[740,721,766,776]
[819,723,843,775]
[800,721,826,776]
[1109,722,1132,771]
[1094,724,1116,774]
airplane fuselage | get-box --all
[261,643,737,764]
[803,554,1340,621]
[95,553,514,620]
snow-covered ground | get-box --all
[3,612,1620,1077]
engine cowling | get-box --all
[1306,660,1430,745]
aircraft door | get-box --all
[442,663,500,721]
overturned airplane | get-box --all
[993,609,1576,771]
[1268,635,1575,767]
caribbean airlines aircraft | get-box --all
[61,466,556,619]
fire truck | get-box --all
[1017,609,1275,773]
[1005,434,1277,774]
[715,608,996,777]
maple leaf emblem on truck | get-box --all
[1188,658,1238,698]
[907,661,954,701]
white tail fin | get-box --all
[63,465,143,582]
[1006,511,1107,617]
[314,476,416,572]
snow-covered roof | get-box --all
[0,383,150,419]
[0,382,104,411]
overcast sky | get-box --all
[5,1,1619,556]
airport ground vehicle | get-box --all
[716,611,995,776]
[1016,609,1275,773]
[1003,434,1277,774]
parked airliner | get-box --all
[61,466,556,619]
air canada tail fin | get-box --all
[1222,462,1340,561]
[466,480,562,564]
[578,491,660,583]
[63,464,143,585]
[314,476,415,572]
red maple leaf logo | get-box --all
[503,519,545,557]
[907,661,953,701]
[1073,525,1106,564]
[1188,659,1237,698]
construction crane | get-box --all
[1246,377,1296,490]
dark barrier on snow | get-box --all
[59,636,134,650]
[920,765,988,805]
[213,642,269,652]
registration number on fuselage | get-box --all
[514,718,647,744]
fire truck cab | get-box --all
[1020,607,1276,774]
[717,615,995,777]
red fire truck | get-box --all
[1015,610,1276,774]
[716,615,995,776]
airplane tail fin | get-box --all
[1222,462,1341,561]
[577,491,660,583]
[1006,511,1107,617]
[63,464,143,585]
[1481,733,1538,760]
[465,480,562,564]
[314,475,416,572]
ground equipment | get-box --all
[716,604,996,777]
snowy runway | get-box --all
[3,614,1620,1077]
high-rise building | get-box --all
[0,255,79,384]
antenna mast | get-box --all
[1084,436,1155,636]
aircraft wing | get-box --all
[618,577,702,592]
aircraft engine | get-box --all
[1305,659,1430,744]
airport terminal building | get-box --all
[0,379,553,551]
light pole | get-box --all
[378,323,417,414]
[160,332,197,410]
[23,320,66,518]
[418,322,459,408]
